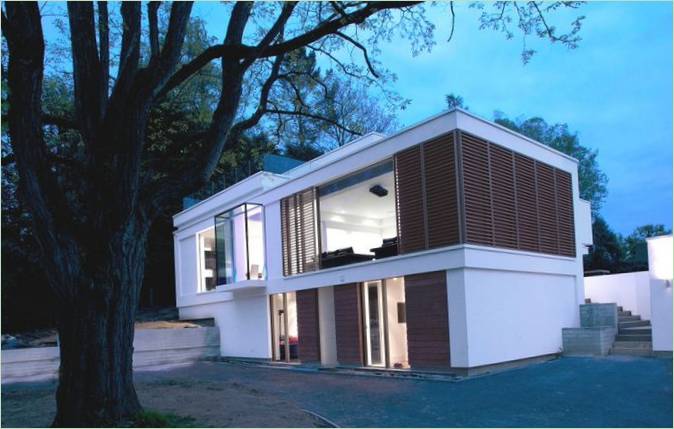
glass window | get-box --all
[198,228,216,292]
[214,203,265,285]
[318,160,398,268]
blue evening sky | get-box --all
[41,2,672,236]
[371,1,673,236]
[196,1,672,235]
[371,1,672,236]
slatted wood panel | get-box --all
[296,289,321,362]
[333,283,364,366]
[514,153,540,252]
[458,131,576,257]
[535,162,559,254]
[404,271,450,368]
[423,134,460,248]
[461,133,494,245]
[490,144,518,249]
[280,188,319,276]
[555,169,576,256]
[395,145,427,253]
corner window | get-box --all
[214,203,266,285]
[198,228,216,292]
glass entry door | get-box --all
[362,281,386,367]
[270,293,298,362]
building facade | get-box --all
[173,109,594,370]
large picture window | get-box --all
[214,203,265,285]
[318,160,398,268]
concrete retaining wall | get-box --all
[1,327,219,384]
[562,327,616,356]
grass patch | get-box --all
[131,410,198,428]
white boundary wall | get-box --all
[584,271,651,319]
[647,235,673,352]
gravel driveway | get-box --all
[2,355,672,427]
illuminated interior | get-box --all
[318,160,397,267]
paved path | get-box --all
[137,355,672,427]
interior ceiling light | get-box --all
[369,184,388,197]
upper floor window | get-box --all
[214,203,266,285]
[198,228,216,292]
[318,160,398,268]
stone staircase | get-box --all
[585,299,653,356]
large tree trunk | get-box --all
[52,220,149,427]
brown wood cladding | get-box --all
[555,169,576,256]
[281,188,319,276]
[458,131,576,257]
[394,145,426,253]
[424,134,460,248]
[404,271,450,368]
[461,133,494,245]
[296,289,321,362]
[514,153,540,252]
[394,133,460,254]
[333,283,364,365]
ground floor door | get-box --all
[270,292,298,362]
[362,280,386,367]
[358,278,410,369]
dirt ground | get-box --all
[1,367,325,428]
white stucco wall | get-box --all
[647,235,673,352]
[179,292,271,359]
[448,268,577,368]
[584,271,651,319]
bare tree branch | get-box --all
[233,54,286,133]
[110,2,141,103]
[67,2,103,143]
[4,2,80,302]
[147,2,160,61]
[159,2,419,99]
[97,2,109,104]
[265,108,363,135]
[448,1,455,42]
[241,2,297,68]
[335,31,379,78]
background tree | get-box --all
[583,215,624,273]
[2,2,585,426]
[493,115,608,212]
[623,224,671,263]
[446,93,467,110]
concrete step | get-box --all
[611,340,653,356]
[616,334,653,342]
[618,315,641,322]
[619,320,650,328]
[613,340,653,349]
[619,327,652,335]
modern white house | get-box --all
[173,108,594,371]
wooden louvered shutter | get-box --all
[460,133,494,246]
[423,134,460,248]
[555,169,576,257]
[395,145,427,254]
[280,188,318,276]
[535,162,559,254]
[514,153,540,252]
[489,144,518,249]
